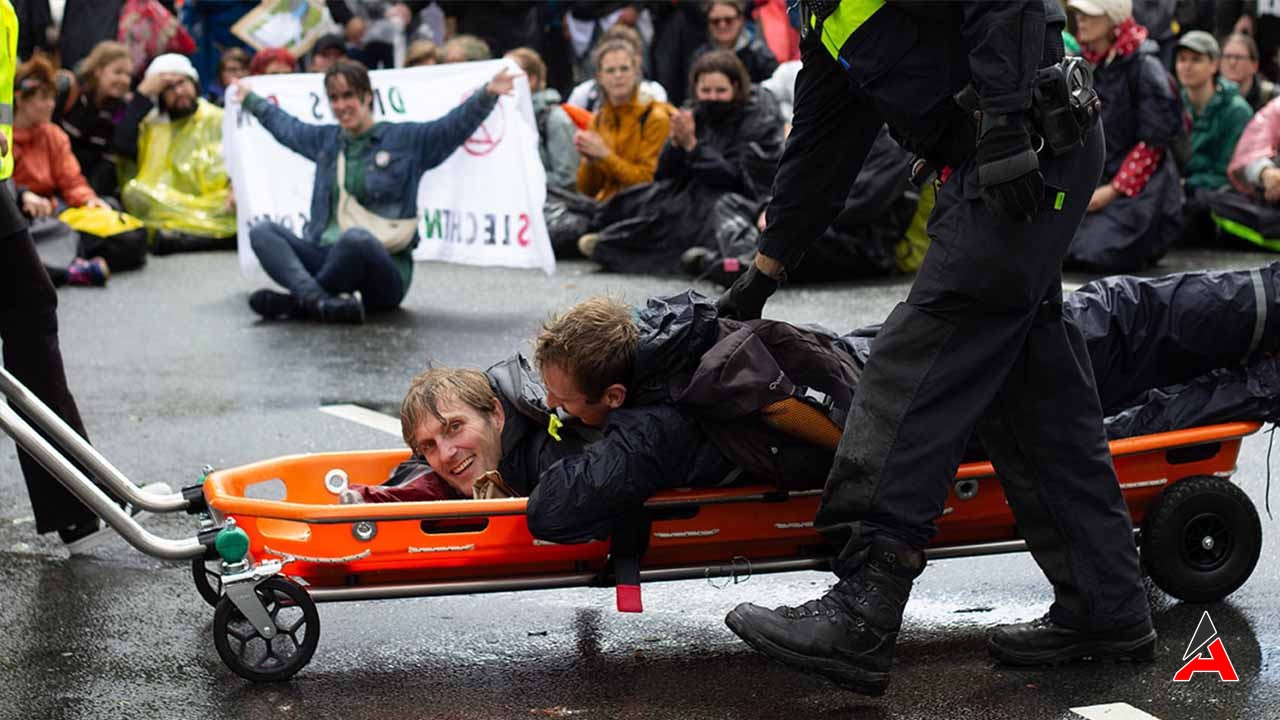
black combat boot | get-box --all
[725,535,925,695]
[988,614,1156,666]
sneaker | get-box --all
[59,518,113,555]
[577,233,601,258]
[988,614,1157,666]
[316,295,365,324]
[67,257,110,287]
[249,289,302,320]
[725,536,925,695]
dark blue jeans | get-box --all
[249,221,406,311]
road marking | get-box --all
[320,404,402,437]
[1072,703,1161,720]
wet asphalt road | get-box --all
[1,248,1278,720]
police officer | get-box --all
[719,0,1154,695]
[1,0,105,548]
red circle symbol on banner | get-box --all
[463,94,505,156]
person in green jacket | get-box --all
[1176,30,1255,244]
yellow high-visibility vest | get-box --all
[0,0,18,180]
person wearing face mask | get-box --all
[577,50,783,274]
[52,41,136,199]
[116,53,238,253]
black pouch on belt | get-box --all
[1030,57,1100,156]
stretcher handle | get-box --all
[0,367,188,513]
[0,401,206,560]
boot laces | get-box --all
[777,577,868,625]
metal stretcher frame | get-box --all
[1,365,1266,682]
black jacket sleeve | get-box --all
[525,406,733,544]
[757,35,882,268]
[112,93,155,161]
[959,0,1046,115]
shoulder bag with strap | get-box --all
[336,149,417,254]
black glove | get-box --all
[716,262,780,321]
[975,114,1044,223]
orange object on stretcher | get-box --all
[198,421,1265,683]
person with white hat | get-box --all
[116,52,237,252]
[1064,0,1187,271]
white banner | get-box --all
[222,59,554,279]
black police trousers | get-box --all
[817,121,1151,632]
[1,182,98,535]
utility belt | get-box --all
[910,57,1100,186]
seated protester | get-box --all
[526,266,1280,543]
[574,38,674,203]
[578,50,784,272]
[760,59,800,133]
[566,23,670,113]
[206,47,249,106]
[505,47,580,193]
[329,1,409,69]
[342,362,589,504]
[1065,0,1186,273]
[308,34,348,74]
[12,57,117,287]
[249,47,298,76]
[441,34,492,63]
[1217,94,1280,249]
[405,39,440,68]
[1176,31,1255,244]
[689,0,777,85]
[117,54,238,253]
[238,60,514,324]
[1220,32,1280,112]
[684,125,934,285]
[54,41,136,199]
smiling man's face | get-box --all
[411,396,505,497]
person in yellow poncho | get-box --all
[118,53,236,253]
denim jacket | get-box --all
[242,87,498,246]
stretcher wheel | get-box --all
[1141,476,1262,603]
[213,577,320,682]
[192,557,222,607]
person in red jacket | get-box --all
[12,55,115,286]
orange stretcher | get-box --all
[0,368,1264,683]
[193,421,1264,682]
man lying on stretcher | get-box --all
[345,263,1280,545]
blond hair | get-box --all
[399,368,498,447]
[76,41,131,97]
[534,297,639,400]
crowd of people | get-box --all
[6,0,1280,699]
[13,1,1280,298]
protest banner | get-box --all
[222,59,554,278]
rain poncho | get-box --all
[121,98,235,238]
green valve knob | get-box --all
[215,525,250,564]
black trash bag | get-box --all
[543,186,597,258]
